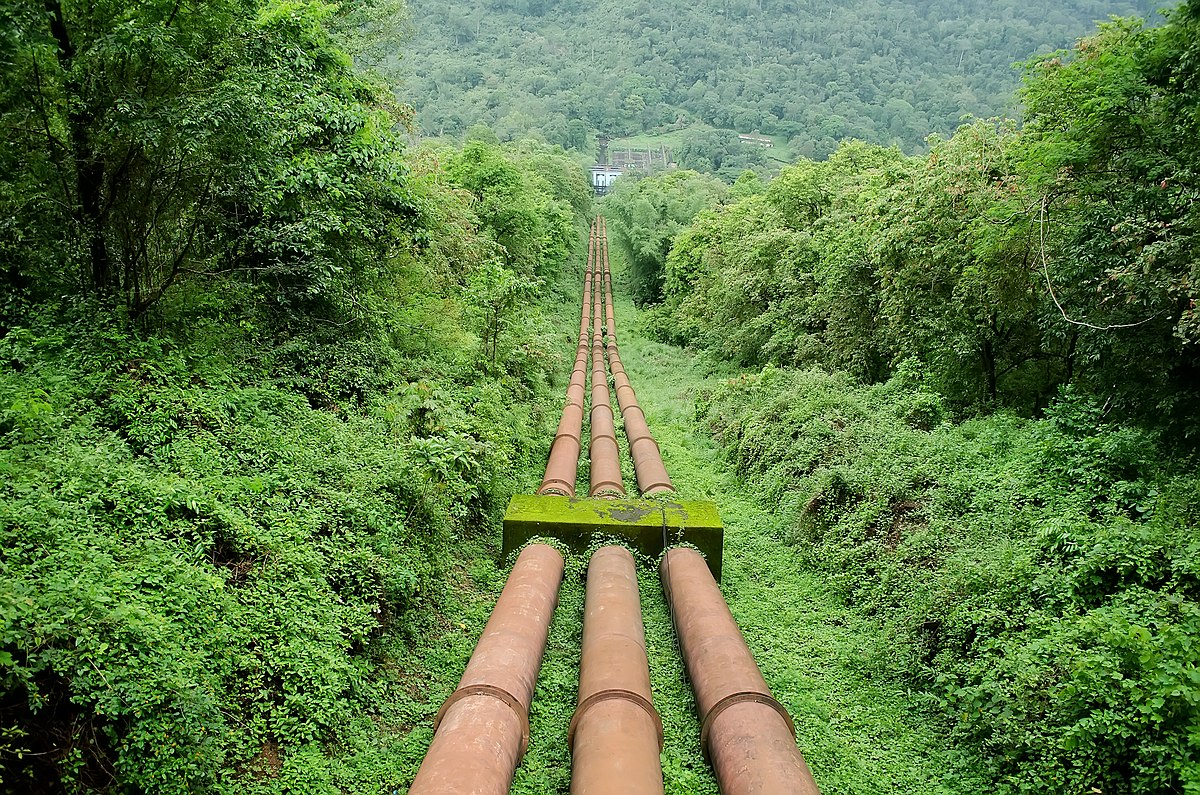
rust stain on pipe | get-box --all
[570,546,664,795]
[410,544,566,795]
[660,547,821,795]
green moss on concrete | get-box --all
[503,494,724,579]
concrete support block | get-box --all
[503,494,723,580]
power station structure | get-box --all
[591,136,674,195]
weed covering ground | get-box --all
[8,245,1192,792]
[0,290,566,792]
[694,361,1199,793]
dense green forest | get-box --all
[609,8,1200,425]
[2,0,1198,792]
[393,0,1158,160]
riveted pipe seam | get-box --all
[659,546,820,795]
[568,687,664,752]
[410,544,564,795]
[571,546,663,795]
[698,691,797,762]
[434,683,531,756]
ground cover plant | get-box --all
[3,0,1197,792]
[597,6,1200,788]
[695,364,1199,793]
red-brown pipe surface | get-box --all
[589,247,624,498]
[596,217,675,496]
[410,544,565,795]
[540,226,599,496]
[660,547,821,795]
[570,546,664,795]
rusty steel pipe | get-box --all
[570,546,664,794]
[595,217,675,496]
[580,227,595,338]
[410,544,565,795]
[541,225,600,496]
[589,257,624,497]
[599,217,616,338]
[660,547,821,795]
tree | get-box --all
[604,169,727,305]
[0,0,416,317]
[1018,5,1200,423]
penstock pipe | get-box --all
[660,547,821,795]
[409,544,565,795]
[540,224,598,495]
[589,245,624,497]
[597,217,674,496]
[570,546,664,795]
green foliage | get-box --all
[443,138,588,288]
[389,0,1159,159]
[697,365,1200,794]
[652,4,1200,426]
[673,128,769,179]
[1017,5,1200,424]
[604,170,727,306]
[1,313,432,790]
[594,290,991,793]
[0,256,572,791]
[0,0,416,317]
[0,2,593,788]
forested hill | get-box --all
[391,0,1158,157]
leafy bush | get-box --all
[0,139,578,789]
[654,3,1200,427]
[698,366,1200,794]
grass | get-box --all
[611,291,985,794]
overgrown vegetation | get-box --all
[604,169,727,305]
[697,366,1199,793]
[598,4,1200,792]
[617,3,1200,429]
[0,1,592,790]
[3,0,1197,791]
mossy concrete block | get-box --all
[503,494,724,580]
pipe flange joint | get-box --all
[433,683,531,757]
[568,688,664,754]
[699,691,796,762]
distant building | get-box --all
[590,164,624,196]
[738,134,773,148]
[592,139,674,195]
[609,145,672,171]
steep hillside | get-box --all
[389,0,1158,158]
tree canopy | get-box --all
[620,2,1199,430]
[389,0,1159,160]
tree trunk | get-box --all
[1064,329,1079,384]
[981,339,997,401]
[45,0,112,292]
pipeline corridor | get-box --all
[409,218,821,795]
